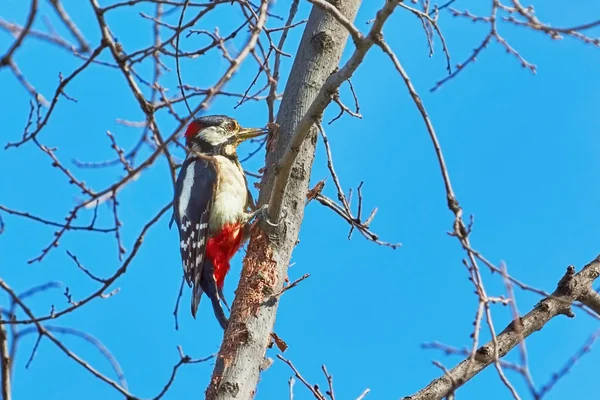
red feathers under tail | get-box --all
[205,223,244,289]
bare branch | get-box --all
[2,202,171,325]
[277,355,326,400]
[404,256,600,400]
[47,0,90,52]
[307,0,363,44]
[271,273,310,298]
[0,0,38,67]
[538,327,600,397]
[17,325,128,389]
[267,0,399,222]
[151,346,215,400]
[0,280,134,398]
[0,312,10,400]
[289,376,295,400]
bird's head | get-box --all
[184,115,267,157]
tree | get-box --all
[1,1,599,399]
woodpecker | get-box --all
[171,115,270,330]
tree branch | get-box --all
[404,255,600,400]
[266,0,399,222]
[205,1,366,399]
[0,280,134,398]
[0,311,10,400]
[0,0,38,67]
[578,286,600,317]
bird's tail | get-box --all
[191,258,229,330]
[190,281,203,319]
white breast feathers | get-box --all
[209,155,247,233]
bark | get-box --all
[0,316,10,400]
[403,255,600,400]
[205,1,362,399]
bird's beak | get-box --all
[235,127,268,144]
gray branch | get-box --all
[403,255,600,400]
[0,312,10,400]
[266,0,398,222]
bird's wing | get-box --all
[173,156,217,290]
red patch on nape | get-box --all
[205,223,244,289]
[184,121,202,139]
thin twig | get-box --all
[277,355,326,400]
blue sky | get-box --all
[1,1,599,399]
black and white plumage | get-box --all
[171,115,270,330]
[173,156,216,308]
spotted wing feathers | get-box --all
[179,212,210,287]
[173,157,217,317]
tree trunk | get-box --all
[205,1,362,399]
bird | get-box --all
[170,115,271,330]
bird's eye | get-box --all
[227,121,237,132]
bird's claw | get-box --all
[244,205,287,233]
[259,204,289,228]
[259,204,279,228]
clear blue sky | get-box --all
[1,1,599,399]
